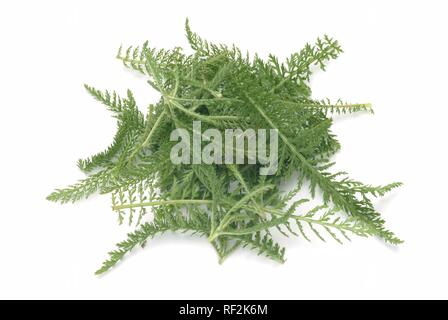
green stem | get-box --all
[126,109,167,163]
[227,164,266,218]
[167,98,239,125]
[112,199,213,211]
[245,94,359,215]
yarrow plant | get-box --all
[48,19,402,274]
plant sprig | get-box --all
[48,19,402,274]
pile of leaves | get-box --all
[48,19,401,274]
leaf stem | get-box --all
[127,109,167,163]
[112,199,213,211]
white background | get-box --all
[0,0,447,299]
